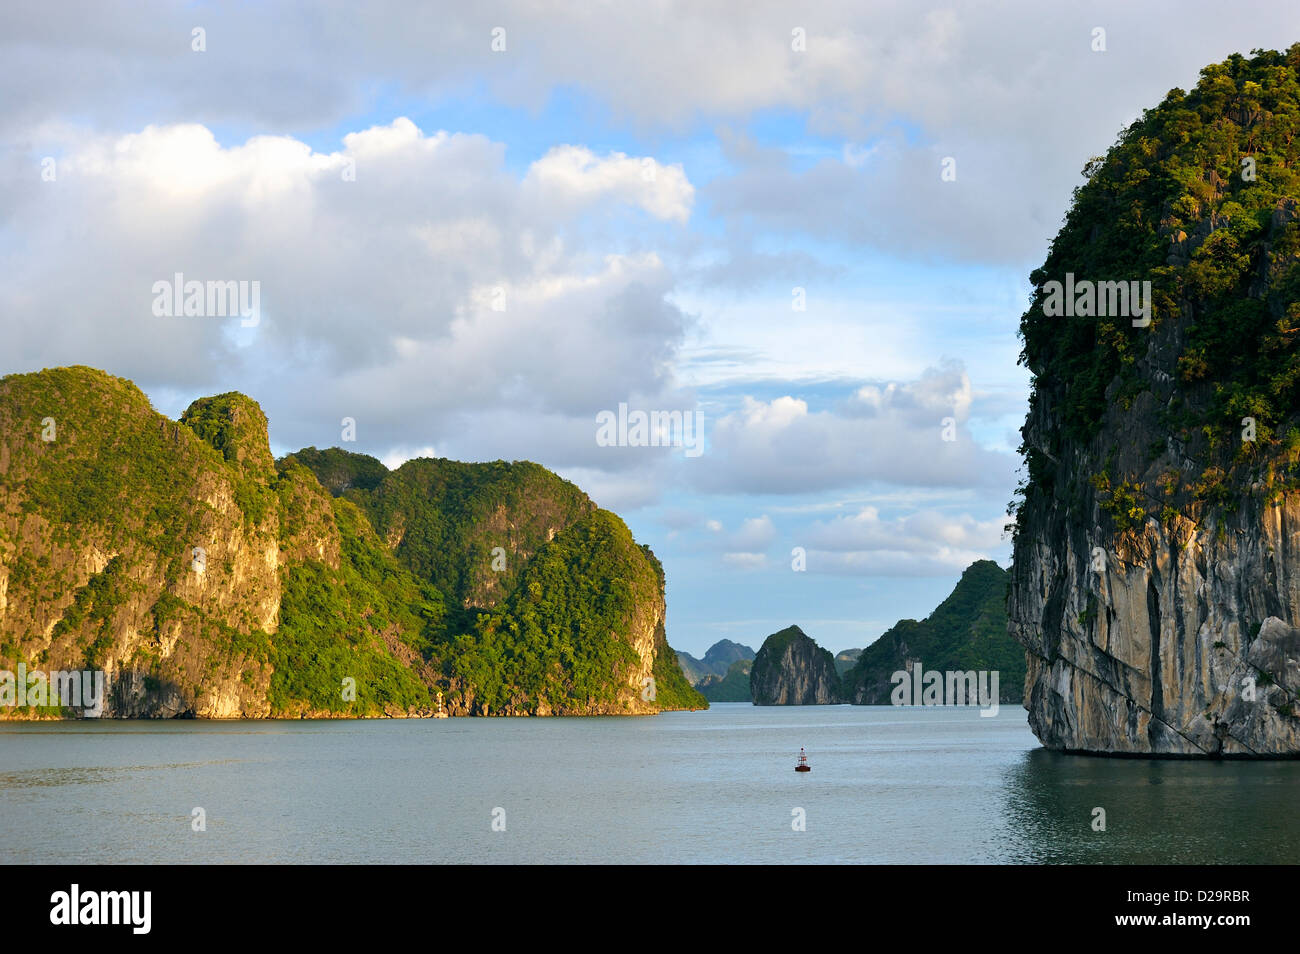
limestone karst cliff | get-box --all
[0,366,705,718]
[845,561,1023,705]
[1010,47,1300,755]
[750,625,842,705]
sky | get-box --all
[3,1,1299,656]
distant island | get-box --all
[696,659,753,702]
[676,638,754,686]
[751,625,843,705]
[675,561,1025,706]
[0,366,706,719]
[844,561,1024,705]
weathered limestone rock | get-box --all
[751,626,842,705]
[1010,396,1300,756]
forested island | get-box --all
[0,366,704,718]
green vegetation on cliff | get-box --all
[2,367,211,549]
[289,446,388,496]
[757,625,816,660]
[641,546,708,711]
[843,561,1023,704]
[292,448,707,714]
[1015,46,1300,532]
[651,638,706,710]
[439,509,707,713]
[439,510,647,713]
[270,499,442,715]
[313,452,596,609]
[0,366,705,718]
[1009,49,1300,755]
[180,393,275,474]
[697,659,753,702]
[1020,46,1300,439]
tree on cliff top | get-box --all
[1014,45,1300,534]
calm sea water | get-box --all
[1,704,1296,864]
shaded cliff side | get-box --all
[845,561,1023,705]
[833,649,862,676]
[697,659,753,702]
[750,626,842,705]
[1011,47,1300,755]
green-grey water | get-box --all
[1,705,1296,863]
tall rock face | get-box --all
[1011,47,1300,755]
[0,367,705,718]
[0,368,379,718]
[750,626,842,705]
[845,561,1022,705]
